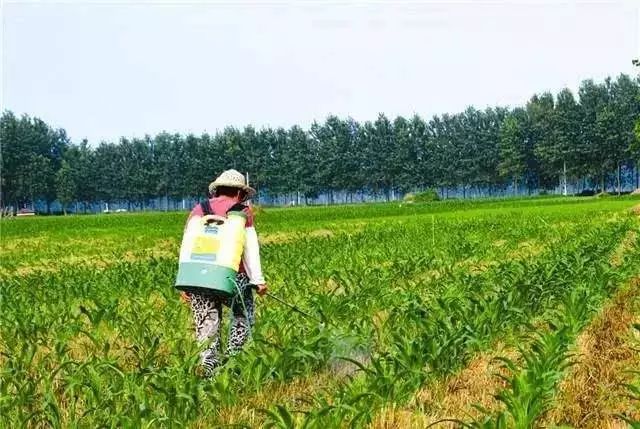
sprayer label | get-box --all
[191,253,217,262]
[203,225,219,234]
[190,236,220,263]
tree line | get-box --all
[1,73,639,213]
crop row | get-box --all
[1,199,638,428]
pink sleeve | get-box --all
[184,204,203,232]
[189,204,204,220]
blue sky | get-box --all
[2,0,638,143]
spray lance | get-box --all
[249,285,372,374]
[251,284,326,328]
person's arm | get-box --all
[242,207,267,294]
[182,203,204,233]
[243,226,266,285]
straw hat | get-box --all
[208,169,256,201]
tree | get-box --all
[93,142,123,208]
[451,109,479,196]
[526,93,556,190]
[45,127,70,211]
[475,107,506,194]
[408,115,432,190]
[288,125,320,202]
[498,110,528,194]
[2,73,639,209]
[24,154,53,210]
[152,133,177,209]
[607,74,640,193]
[73,140,97,212]
[634,119,640,189]
[367,114,395,200]
[241,126,269,198]
[534,88,581,194]
[392,116,418,193]
[56,160,76,214]
[0,111,19,210]
[427,114,456,194]
[578,79,610,191]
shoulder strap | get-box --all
[201,200,245,216]
[200,200,212,216]
[227,203,247,213]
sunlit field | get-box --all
[1,196,640,428]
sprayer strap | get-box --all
[227,203,247,213]
[200,200,246,216]
[200,200,213,216]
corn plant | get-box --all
[1,196,638,427]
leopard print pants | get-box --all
[187,272,254,375]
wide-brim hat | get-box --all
[208,169,256,201]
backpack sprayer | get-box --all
[175,202,248,296]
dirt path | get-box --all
[370,344,518,428]
[544,276,640,428]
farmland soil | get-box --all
[545,277,640,428]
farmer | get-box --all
[181,169,267,375]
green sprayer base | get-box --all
[175,263,237,297]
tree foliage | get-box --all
[1,74,639,211]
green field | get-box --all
[2,196,640,428]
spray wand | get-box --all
[251,285,326,327]
[250,285,370,372]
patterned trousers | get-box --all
[187,272,254,375]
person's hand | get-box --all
[180,291,191,303]
[255,283,268,296]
